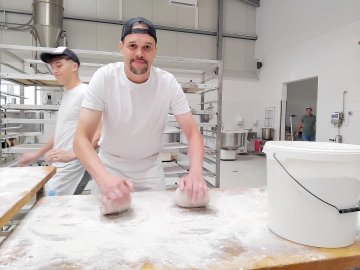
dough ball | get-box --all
[174,188,209,208]
[101,195,132,215]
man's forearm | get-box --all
[187,133,204,173]
[65,143,97,162]
[36,138,54,158]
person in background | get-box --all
[295,106,316,141]
[73,17,207,208]
[18,47,91,195]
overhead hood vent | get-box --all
[32,0,64,47]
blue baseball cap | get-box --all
[40,47,80,66]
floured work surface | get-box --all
[0,166,56,227]
[0,188,359,269]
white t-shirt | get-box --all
[53,83,88,168]
[47,83,88,195]
[82,62,190,189]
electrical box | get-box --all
[331,112,344,126]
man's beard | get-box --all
[130,59,148,75]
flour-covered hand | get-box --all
[99,174,134,209]
[178,169,208,204]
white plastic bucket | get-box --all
[263,141,360,248]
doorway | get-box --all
[281,77,318,141]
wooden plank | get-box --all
[0,166,56,228]
[0,188,359,269]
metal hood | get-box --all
[32,0,64,47]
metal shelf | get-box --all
[203,134,216,139]
[180,82,217,94]
[0,44,220,72]
[2,104,59,111]
[0,73,217,95]
[0,132,42,140]
[2,143,43,154]
[204,154,217,164]
[198,100,218,105]
[198,123,217,128]
[0,73,90,87]
[161,142,188,152]
[164,123,217,132]
[2,118,56,124]
[163,162,188,175]
[0,91,28,99]
[162,162,215,177]
[191,109,216,115]
[0,126,22,130]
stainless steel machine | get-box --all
[220,131,247,160]
[261,128,274,141]
[32,0,64,47]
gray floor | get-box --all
[219,153,267,189]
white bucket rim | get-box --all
[264,141,360,155]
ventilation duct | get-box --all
[32,0,64,47]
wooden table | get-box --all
[0,188,359,269]
[0,166,56,228]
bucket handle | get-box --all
[273,153,360,214]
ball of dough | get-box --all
[101,195,132,215]
[174,188,209,208]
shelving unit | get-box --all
[0,44,223,188]
[0,102,58,165]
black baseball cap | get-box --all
[40,47,80,66]
[121,17,157,43]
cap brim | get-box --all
[40,52,64,63]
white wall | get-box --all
[222,78,262,133]
[255,0,360,59]
[256,0,360,144]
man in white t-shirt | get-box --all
[18,47,89,196]
[74,17,207,207]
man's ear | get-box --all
[119,41,124,53]
[72,62,79,72]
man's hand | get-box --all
[45,149,76,163]
[99,175,134,206]
[18,152,40,166]
[178,170,208,204]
